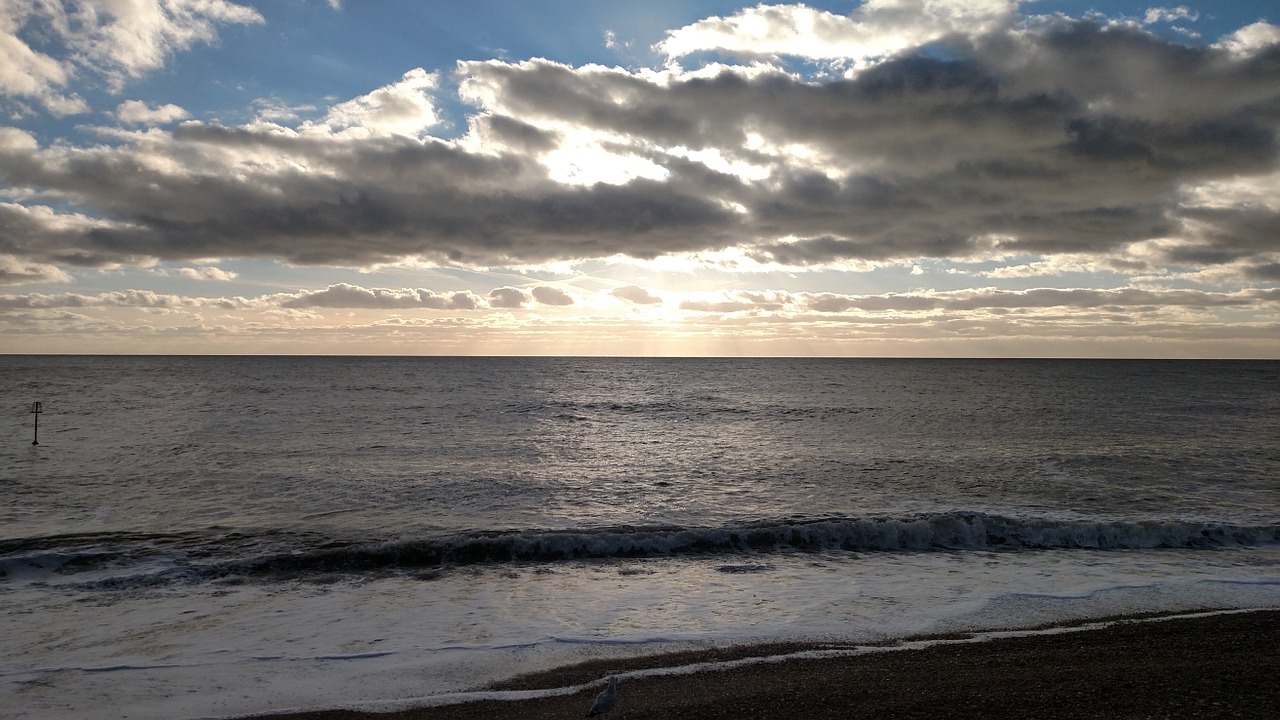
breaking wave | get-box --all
[3,512,1277,589]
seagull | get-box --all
[586,675,618,717]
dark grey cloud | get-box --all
[1170,206,1280,265]
[1246,263,1280,281]
[0,124,740,267]
[472,114,561,153]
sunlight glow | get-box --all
[542,132,669,186]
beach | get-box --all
[246,609,1279,719]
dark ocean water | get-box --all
[2,356,1277,584]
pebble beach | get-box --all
[244,609,1280,720]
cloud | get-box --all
[0,4,1276,291]
[252,98,319,123]
[604,30,630,51]
[176,266,238,281]
[0,283,493,312]
[798,287,1280,313]
[3,283,1275,357]
[117,100,189,125]
[305,68,442,138]
[0,5,82,115]
[1143,7,1197,25]
[0,201,147,268]
[5,284,1272,315]
[0,289,212,309]
[0,255,72,285]
[0,0,262,114]
[0,111,737,267]
[531,286,574,306]
[652,285,1280,316]
[680,290,794,312]
[77,0,264,90]
[282,283,482,310]
[612,285,664,304]
[1212,21,1280,59]
[655,0,1016,63]
[488,287,531,308]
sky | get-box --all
[1,0,1278,357]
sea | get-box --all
[1,356,1277,719]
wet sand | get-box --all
[243,609,1279,719]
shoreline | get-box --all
[238,607,1280,719]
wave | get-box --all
[3,512,1277,589]
[320,513,1279,569]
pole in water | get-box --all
[30,401,42,445]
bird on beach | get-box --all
[586,675,618,717]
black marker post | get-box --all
[30,402,42,445]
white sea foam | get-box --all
[3,547,1278,719]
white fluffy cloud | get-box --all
[1213,21,1280,59]
[656,0,1016,64]
[176,266,237,281]
[0,5,81,115]
[305,69,442,139]
[64,0,263,91]
[0,1,262,114]
[117,100,190,125]
[1144,7,1197,25]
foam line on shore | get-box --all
[207,606,1273,720]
